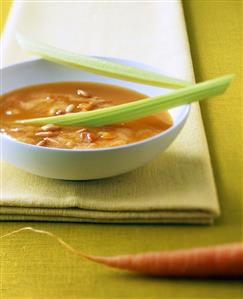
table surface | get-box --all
[1,1,242,299]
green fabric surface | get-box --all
[0,1,243,299]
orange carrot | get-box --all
[88,243,243,278]
[1,227,242,278]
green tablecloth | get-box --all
[1,1,242,298]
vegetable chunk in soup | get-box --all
[0,82,173,149]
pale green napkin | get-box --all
[0,1,219,223]
[1,148,219,223]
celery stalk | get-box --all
[16,74,234,127]
[17,34,191,89]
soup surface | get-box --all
[0,82,173,149]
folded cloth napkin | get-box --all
[0,0,219,224]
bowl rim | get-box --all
[1,58,191,153]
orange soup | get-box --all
[0,82,173,149]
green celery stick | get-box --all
[16,74,234,127]
[17,34,191,89]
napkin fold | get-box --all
[0,0,219,224]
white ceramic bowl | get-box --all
[1,58,190,180]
